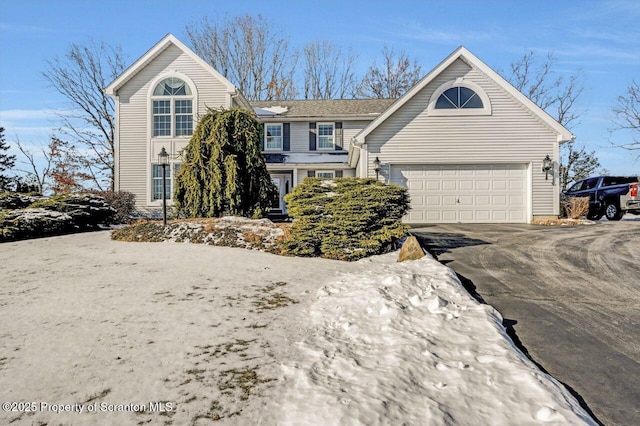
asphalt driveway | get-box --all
[411,221,640,426]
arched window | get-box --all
[153,77,192,96]
[151,77,193,137]
[428,79,491,116]
[435,86,483,109]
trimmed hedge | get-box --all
[280,178,410,261]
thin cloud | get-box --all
[394,19,495,45]
[0,108,73,121]
[0,23,54,33]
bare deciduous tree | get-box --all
[507,50,584,129]
[612,80,640,155]
[186,14,297,101]
[357,45,423,99]
[302,40,358,100]
[505,50,598,187]
[43,41,126,191]
[558,140,604,189]
[14,137,54,194]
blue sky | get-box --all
[1,0,639,175]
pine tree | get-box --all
[0,127,17,191]
[174,108,276,218]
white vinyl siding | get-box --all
[115,44,231,211]
[272,121,370,153]
[365,58,559,217]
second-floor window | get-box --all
[152,77,193,137]
[318,123,334,149]
[265,124,283,150]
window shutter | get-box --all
[335,122,343,151]
[283,123,290,151]
[309,122,317,151]
[261,124,265,151]
[335,170,343,178]
[307,170,315,178]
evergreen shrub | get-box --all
[280,178,410,261]
[0,193,116,242]
[174,108,276,219]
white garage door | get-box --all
[390,164,527,223]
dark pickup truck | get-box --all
[563,175,640,220]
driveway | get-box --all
[412,221,640,426]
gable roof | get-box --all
[250,99,396,120]
[105,33,238,98]
[354,46,575,144]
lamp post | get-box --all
[542,154,552,180]
[373,156,381,181]
[158,147,170,226]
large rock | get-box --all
[397,236,425,262]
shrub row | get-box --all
[279,178,410,261]
[0,192,135,242]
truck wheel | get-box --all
[587,210,603,220]
[605,203,623,221]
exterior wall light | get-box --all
[542,155,552,180]
[158,147,170,225]
[373,156,381,180]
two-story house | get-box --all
[106,34,573,223]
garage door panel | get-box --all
[442,180,457,190]
[390,164,527,224]
[408,180,424,190]
[426,195,441,206]
[475,195,490,205]
[492,195,507,205]
[476,180,491,191]
[442,210,457,221]
[459,180,474,191]
[459,195,473,205]
[476,210,491,221]
[492,180,507,190]
[442,195,457,206]
[510,180,524,190]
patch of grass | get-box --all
[532,218,593,226]
[218,367,276,401]
[111,221,167,242]
[83,388,111,404]
[246,323,268,329]
[253,293,299,311]
[252,281,298,311]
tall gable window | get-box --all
[428,79,491,116]
[152,77,193,137]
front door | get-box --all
[270,174,291,214]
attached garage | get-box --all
[390,164,529,224]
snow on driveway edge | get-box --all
[266,252,596,426]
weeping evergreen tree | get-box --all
[174,108,277,218]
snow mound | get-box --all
[266,253,596,425]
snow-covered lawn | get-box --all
[0,231,595,425]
